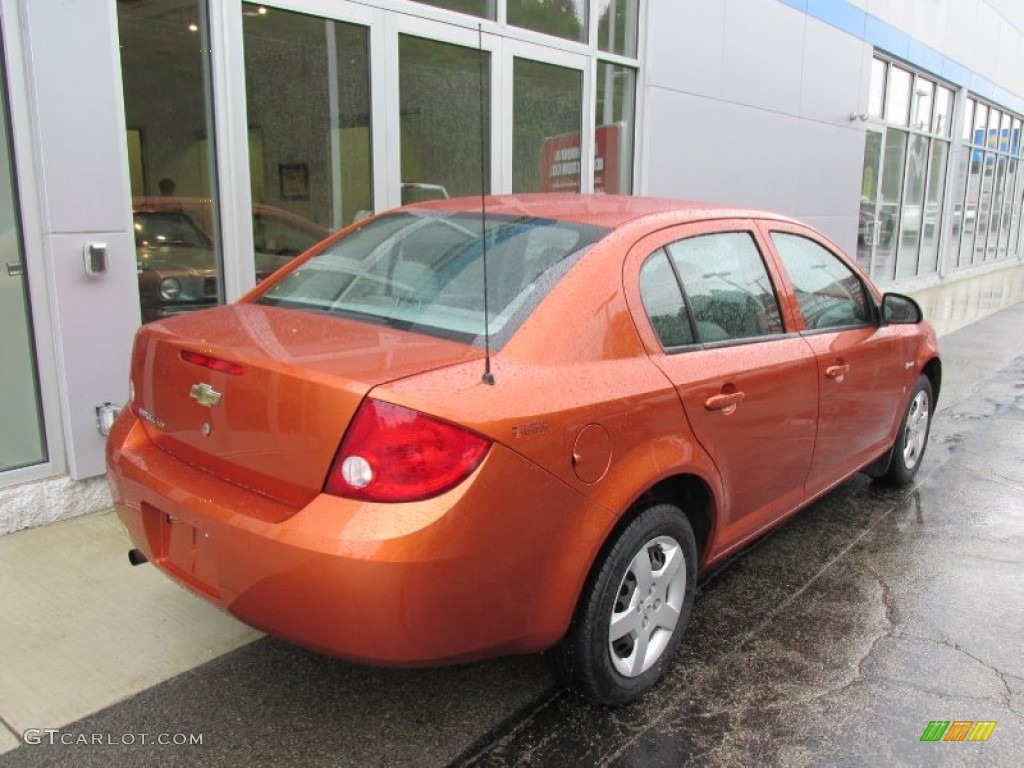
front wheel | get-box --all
[553,503,697,705]
[885,374,933,484]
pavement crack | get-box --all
[905,633,1024,721]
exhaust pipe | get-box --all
[128,548,149,566]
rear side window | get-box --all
[666,232,784,342]
[770,232,871,330]
[639,250,694,348]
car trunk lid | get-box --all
[130,303,482,508]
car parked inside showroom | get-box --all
[108,194,940,704]
[133,197,327,322]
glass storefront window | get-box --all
[0,41,47,471]
[933,86,953,136]
[962,98,975,142]
[875,127,908,281]
[242,5,372,276]
[508,0,587,44]
[973,103,988,141]
[400,36,490,199]
[868,58,886,120]
[918,139,947,275]
[954,145,974,268]
[513,58,583,192]
[118,0,224,323]
[856,130,882,272]
[976,151,996,264]
[896,134,928,278]
[911,77,933,132]
[885,66,911,126]
[411,1,496,18]
[596,0,639,57]
[595,63,635,194]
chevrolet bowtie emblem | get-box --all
[189,383,222,408]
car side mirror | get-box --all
[881,293,922,325]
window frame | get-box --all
[627,220,796,356]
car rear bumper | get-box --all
[106,412,614,665]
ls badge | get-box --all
[189,383,222,408]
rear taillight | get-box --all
[180,350,244,375]
[325,399,491,502]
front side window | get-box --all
[259,211,609,346]
[771,232,871,331]
[665,233,784,343]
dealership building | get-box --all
[2,0,1023,531]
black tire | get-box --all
[884,374,933,485]
[553,503,697,705]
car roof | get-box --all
[408,193,800,231]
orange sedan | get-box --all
[107,194,940,704]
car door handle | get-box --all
[825,364,850,381]
[704,391,745,415]
[6,262,23,277]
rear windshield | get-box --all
[257,210,610,346]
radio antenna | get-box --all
[478,23,495,385]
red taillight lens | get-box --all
[180,350,244,375]
[325,399,491,502]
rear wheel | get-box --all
[554,503,697,705]
[884,374,933,484]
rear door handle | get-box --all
[6,262,24,277]
[826,364,850,381]
[704,391,745,415]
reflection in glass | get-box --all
[772,233,869,330]
[243,5,370,279]
[856,130,882,273]
[1007,119,1024,256]
[597,0,639,57]
[639,250,692,347]
[997,158,1015,258]
[410,0,495,18]
[972,103,988,139]
[961,98,975,141]
[910,77,933,132]
[118,0,223,322]
[933,86,953,136]
[667,233,784,341]
[400,37,490,199]
[885,66,911,126]
[956,145,979,267]
[595,63,635,194]
[875,128,908,282]
[976,151,996,264]
[896,134,928,278]
[986,151,1007,261]
[0,40,47,471]
[508,0,587,43]
[987,106,1001,134]
[868,58,886,120]
[1007,161,1024,259]
[513,59,582,193]
[918,139,947,275]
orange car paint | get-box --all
[107,194,940,666]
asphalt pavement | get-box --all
[1,299,1022,768]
